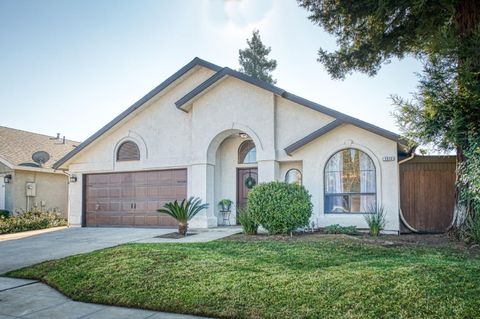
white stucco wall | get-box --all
[64,65,400,232]
[285,124,400,233]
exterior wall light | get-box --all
[69,175,78,183]
[4,174,12,184]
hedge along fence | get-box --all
[0,209,67,235]
[248,181,313,235]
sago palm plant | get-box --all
[157,197,209,236]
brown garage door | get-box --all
[84,169,187,227]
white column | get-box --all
[257,160,279,183]
[188,163,218,228]
[68,173,83,227]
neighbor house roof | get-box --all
[0,126,79,170]
[54,57,410,169]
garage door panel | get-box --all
[85,169,187,227]
[121,187,135,198]
[158,186,175,198]
[134,215,145,225]
[109,188,121,198]
[121,215,134,225]
[145,215,159,225]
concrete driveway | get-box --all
[0,227,173,274]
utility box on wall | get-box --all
[25,182,36,197]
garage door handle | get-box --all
[134,203,136,209]
[130,203,133,209]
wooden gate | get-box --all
[400,156,456,233]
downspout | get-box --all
[398,153,421,233]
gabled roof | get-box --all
[54,57,410,168]
[175,67,286,111]
[174,62,408,153]
[0,126,78,169]
[53,57,222,169]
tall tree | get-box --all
[298,0,480,240]
[238,29,277,84]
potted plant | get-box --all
[157,197,209,236]
[218,199,233,212]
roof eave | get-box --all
[284,119,345,155]
[0,157,14,169]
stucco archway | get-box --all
[206,128,260,225]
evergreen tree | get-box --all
[298,0,480,240]
[238,29,277,84]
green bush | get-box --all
[323,224,359,235]
[0,209,67,235]
[467,212,480,245]
[364,205,387,236]
[237,208,258,235]
[248,181,312,235]
[0,210,10,218]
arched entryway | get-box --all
[207,129,260,225]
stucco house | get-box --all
[0,126,78,216]
[54,58,411,233]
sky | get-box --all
[0,0,423,142]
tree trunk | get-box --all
[178,222,188,236]
[448,0,480,238]
[450,146,467,236]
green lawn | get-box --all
[7,236,480,318]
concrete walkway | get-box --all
[0,277,210,318]
[0,226,241,274]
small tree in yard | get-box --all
[157,197,208,236]
[298,0,480,243]
[238,29,277,84]
[248,181,312,235]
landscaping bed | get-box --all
[0,210,67,235]
[7,234,480,318]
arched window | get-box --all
[238,140,256,164]
[116,141,140,161]
[324,149,376,213]
[285,169,302,185]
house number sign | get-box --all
[382,156,396,162]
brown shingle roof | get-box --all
[0,126,79,168]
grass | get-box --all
[6,236,480,318]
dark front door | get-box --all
[237,167,258,211]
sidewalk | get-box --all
[134,226,242,243]
[0,227,68,242]
[0,277,211,319]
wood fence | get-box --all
[400,156,456,233]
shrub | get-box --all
[0,210,10,218]
[248,181,312,235]
[0,209,67,234]
[364,205,387,236]
[157,197,208,236]
[467,212,480,245]
[324,224,359,235]
[237,208,258,235]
